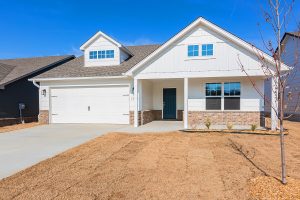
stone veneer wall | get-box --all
[130,110,184,126]
[188,111,264,127]
[38,110,49,124]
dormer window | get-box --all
[98,51,106,59]
[89,51,98,59]
[106,50,114,58]
[89,50,115,60]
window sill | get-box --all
[185,57,216,61]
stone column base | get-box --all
[38,110,49,124]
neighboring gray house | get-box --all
[0,55,74,125]
[265,32,300,121]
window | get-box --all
[97,50,105,59]
[224,82,241,110]
[206,83,221,110]
[202,44,213,56]
[89,51,97,59]
[188,45,199,57]
[106,50,114,58]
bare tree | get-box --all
[239,0,299,184]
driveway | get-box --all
[0,124,128,179]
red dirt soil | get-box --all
[0,121,299,199]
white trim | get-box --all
[184,77,188,129]
[134,78,139,127]
[80,31,133,56]
[29,75,128,82]
[125,17,290,76]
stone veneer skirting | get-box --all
[38,110,49,124]
[188,111,264,127]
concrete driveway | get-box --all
[0,124,128,180]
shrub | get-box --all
[205,118,211,129]
[250,124,257,131]
[227,123,233,130]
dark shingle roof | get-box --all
[34,45,160,79]
[0,55,74,87]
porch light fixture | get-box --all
[41,89,47,97]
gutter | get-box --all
[32,80,40,88]
[29,75,129,82]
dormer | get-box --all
[80,31,133,67]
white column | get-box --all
[184,77,189,129]
[134,78,139,127]
[271,76,278,130]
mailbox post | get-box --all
[19,103,25,124]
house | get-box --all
[264,32,300,123]
[31,17,288,129]
[0,55,74,126]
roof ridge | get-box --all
[0,55,73,61]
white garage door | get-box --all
[50,86,129,124]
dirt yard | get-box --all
[0,122,39,134]
[0,121,299,199]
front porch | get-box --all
[132,77,268,129]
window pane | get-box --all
[202,45,207,51]
[206,97,221,110]
[224,82,240,96]
[188,45,199,57]
[206,83,221,96]
[207,50,213,56]
[224,97,240,110]
[207,44,213,50]
[202,50,207,56]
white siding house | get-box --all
[31,17,289,129]
[265,32,300,121]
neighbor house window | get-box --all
[224,82,241,110]
[202,44,213,56]
[188,45,199,57]
[106,50,114,58]
[89,51,98,59]
[98,50,106,59]
[206,83,221,110]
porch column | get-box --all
[134,78,139,127]
[271,76,278,130]
[184,77,189,129]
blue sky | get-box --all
[0,0,299,58]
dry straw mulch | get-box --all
[249,176,300,200]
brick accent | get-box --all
[129,111,141,125]
[141,110,155,125]
[152,110,162,120]
[38,110,49,124]
[0,117,38,127]
[188,111,264,127]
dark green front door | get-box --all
[163,88,176,119]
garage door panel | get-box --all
[50,86,129,124]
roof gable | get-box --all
[80,31,133,56]
[126,17,289,76]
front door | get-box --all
[163,88,176,119]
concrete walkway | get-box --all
[0,124,128,180]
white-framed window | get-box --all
[98,50,106,59]
[188,45,199,57]
[89,51,98,59]
[89,50,115,59]
[202,44,213,56]
[205,83,222,110]
[106,50,114,58]
[205,82,241,110]
[224,82,241,110]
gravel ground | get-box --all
[0,121,299,199]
